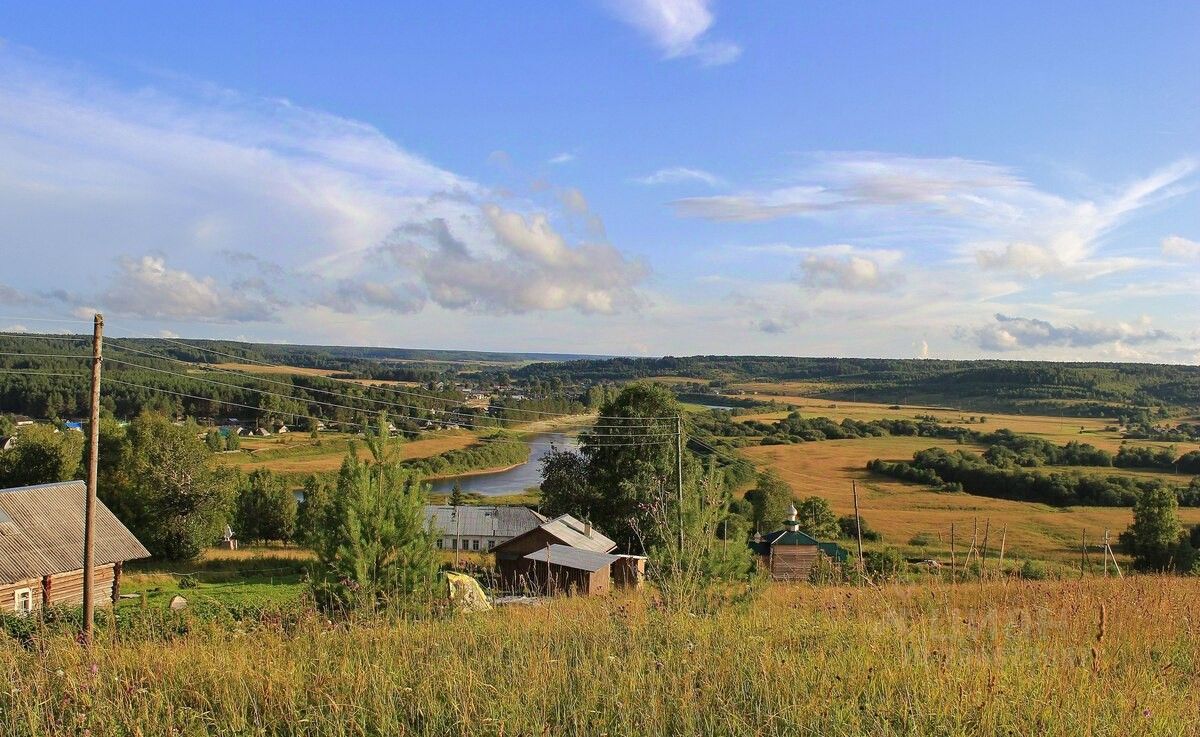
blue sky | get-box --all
[1,1,1198,361]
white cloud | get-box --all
[548,152,575,165]
[634,166,724,187]
[382,209,647,315]
[1,324,28,333]
[559,187,590,215]
[1163,235,1200,261]
[96,256,283,322]
[605,0,741,65]
[966,313,1176,352]
[794,245,904,292]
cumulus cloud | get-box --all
[96,256,284,322]
[1162,235,1200,261]
[382,209,647,315]
[795,245,904,292]
[634,166,724,187]
[0,284,29,305]
[559,187,590,215]
[967,313,1176,352]
[605,0,741,65]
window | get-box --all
[471,539,480,551]
[13,588,32,615]
[452,539,458,550]
[436,538,444,549]
[487,539,495,550]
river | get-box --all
[428,432,578,496]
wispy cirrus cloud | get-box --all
[673,153,1196,283]
[1162,234,1200,261]
[604,0,741,66]
[0,45,648,328]
[634,166,724,187]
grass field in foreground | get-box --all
[4,577,1198,735]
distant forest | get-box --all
[510,356,1200,419]
[3,333,1199,423]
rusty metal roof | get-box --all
[0,480,150,585]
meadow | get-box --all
[3,577,1198,736]
[713,398,1200,567]
[215,431,479,475]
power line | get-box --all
[101,338,675,428]
[102,325,681,420]
[102,356,676,438]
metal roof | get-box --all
[424,505,547,539]
[539,514,618,553]
[0,480,151,585]
[523,544,619,572]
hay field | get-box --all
[742,435,1200,566]
[208,362,345,378]
[6,578,1200,735]
[216,431,478,474]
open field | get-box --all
[208,362,346,378]
[214,431,479,474]
[742,435,1200,566]
[5,577,1200,735]
[728,395,1200,453]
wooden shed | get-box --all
[521,544,620,595]
[0,480,150,614]
[752,504,848,581]
[492,514,617,593]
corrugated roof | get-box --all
[538,514,618,553]
[763,529,822,546]
[523,544,619,572]
[424,505,547,538]
[0,480,151,585]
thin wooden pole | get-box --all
[82,314,103,646]
[950,522,957,583]
[1080,529,1087,577]
[997,525,1007,573]
[981,519,991,574]
[1103,529,1109,577]
[851,481,865,575]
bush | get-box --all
[863,547,907,579]
[1018,560,1049,580]
[908,532,937,547]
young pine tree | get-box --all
[310,415,438,615]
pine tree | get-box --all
[310,414,438,615]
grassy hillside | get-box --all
[4,577,1198,735]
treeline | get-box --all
[509,355,1200,417]
[868,448,1200,508]
[400,434,530,478]
[1124,421,1200,443]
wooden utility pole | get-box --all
[851,481,865,573]
[82,314,103,645]
[981,519,991,573]
[997,525,1008,571]
[676,415,684,557]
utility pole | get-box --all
[82,314,103,645]
[851,481,865,573]
[676,415,684,556]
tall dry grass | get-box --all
[2,577,1197,735]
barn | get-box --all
[521,544,620,595]
[0,480,150,614]
[752,504,849,581]
[492,514,617,592]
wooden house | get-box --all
[1,480,150,614]
[752,504,848,581]
[492,514,617,592]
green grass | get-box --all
[3,577,1199,735]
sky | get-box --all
[1,1,1198,362]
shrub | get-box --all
[1019,560,1048,580]
[908,532,937,547]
